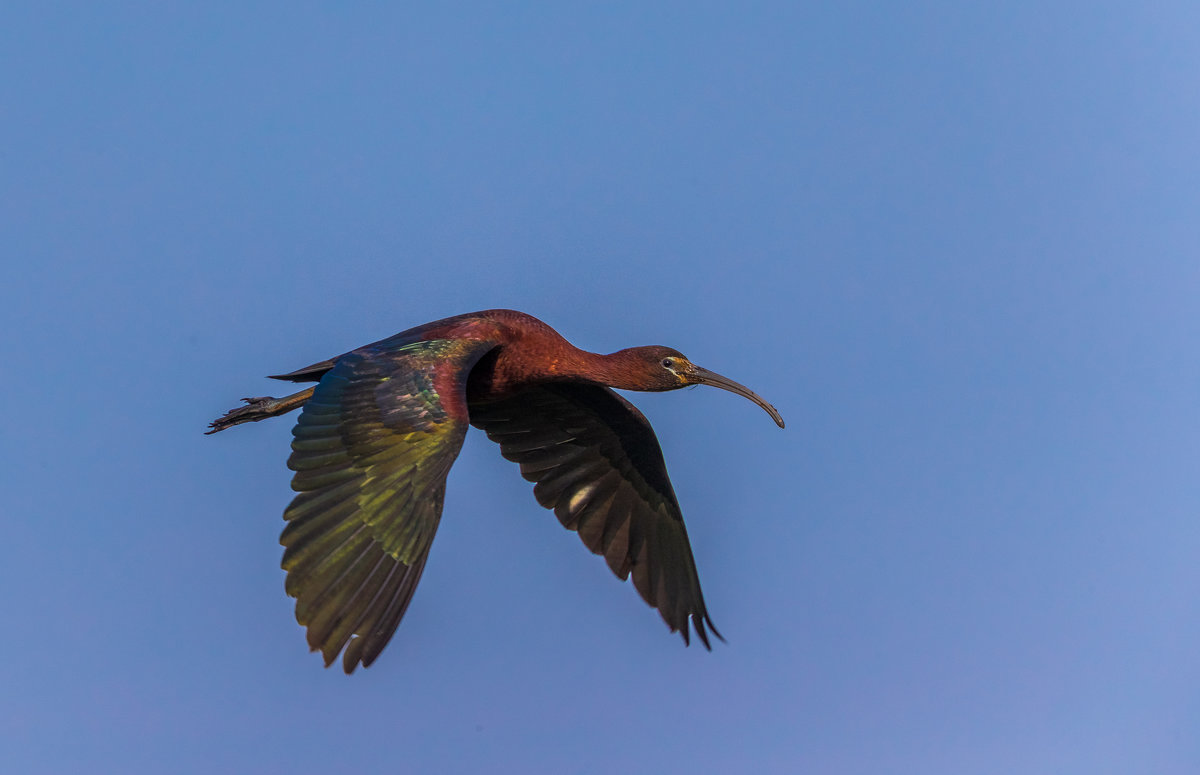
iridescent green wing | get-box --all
[469,384,721,648]
[281,337,497,673]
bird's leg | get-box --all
[206,387,316,434]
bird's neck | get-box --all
[559,348,652,390]
[471,341,646,397]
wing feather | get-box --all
[280,337,497,672]
[470,383,721,648]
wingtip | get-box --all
[678,614,723,651]
[707,618,726,646]
[696,615,724,651]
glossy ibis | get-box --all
[209,309,784,672]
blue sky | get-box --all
[3,2,1198,773]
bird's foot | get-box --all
[206,397,282,434]
[205,386,316,435]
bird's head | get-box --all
[612,346,785,428]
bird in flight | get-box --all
[208,309,784,672]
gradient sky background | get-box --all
[3,3,1198,773]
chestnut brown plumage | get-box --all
[208,309,784,672]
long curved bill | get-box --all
[689,366,785,428]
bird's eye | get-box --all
[661,358,674,369]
